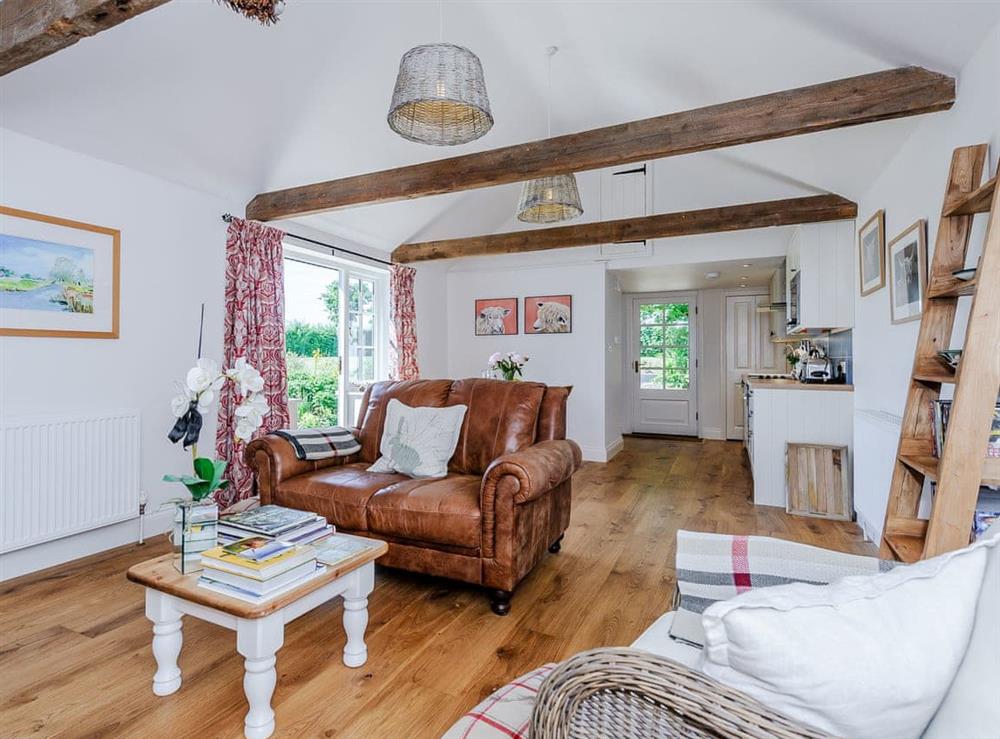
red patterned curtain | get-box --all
[389,264,419,380]
[215,217,290,506]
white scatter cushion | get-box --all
[368,399,467,479]
[699,536,996,739]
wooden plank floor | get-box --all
[0,438,874,738]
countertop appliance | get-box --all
[801,356,833,383]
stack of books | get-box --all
[198,537,324,602]
[218,504,333,547]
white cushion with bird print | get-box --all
[367,399,468,479]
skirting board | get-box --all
[0,509,173,582]
[699,427,725,440]
[579,437,624,463]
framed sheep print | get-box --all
[475,297,518,336]
[858,209,886,297]
[525,294,572,334]
[888,219,927,325]
[0,206,120,338]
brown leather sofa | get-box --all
[246,378,582,614]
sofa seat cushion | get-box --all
[367,475,482,550]
[275,463,409,531]
[630,612,701,668]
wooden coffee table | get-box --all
[126,534,388,739]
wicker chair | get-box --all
[530,648,830,739]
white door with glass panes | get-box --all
[282,243,388,430]
[628,293,699,436]
[342,270,386,427]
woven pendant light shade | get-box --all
[516,174,584,224]
[388,43,494,146]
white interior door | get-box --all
[725,293,776,439]
[628,293,698,436]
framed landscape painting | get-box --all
[0,206,120,338]
[525,294,572,334]
[475,297,518,335]
[888,219,927,325]
[858,209,885,296]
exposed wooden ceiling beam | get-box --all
[391,194,858,263]
[0,0,172,77]
[247,66,953,221]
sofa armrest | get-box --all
[245,433,355,504]
[482,439,582,506]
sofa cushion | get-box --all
[355,380,453,463]
[630,612,701,668]
[923,523,1000,738]
[274,462,408,531]
[368,399,468,478]
[699,534,995,739]
[441,663,555,739]
[367,475,482,550]
[446,378,546,476]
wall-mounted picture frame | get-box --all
[888,219,927,325]
[0,206,120,339]
[525,294,572,334]
[858,209,886,297]
[474,297,518,335]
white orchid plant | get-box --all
[489,351,529,381]
[164,357,270,502]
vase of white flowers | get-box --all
[164,356,269,573]
[488,351,530,381]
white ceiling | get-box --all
[615,256,784,293]
[2,1,998,255]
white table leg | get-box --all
[342,563,374,668]
[145,589,183,696]
[236,613,284,739]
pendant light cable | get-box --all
[545,46,557,138]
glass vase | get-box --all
[172,500,219,574]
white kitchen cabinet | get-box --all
[748,385,854,508]
[786,220,855,333]
[769,262,787,342]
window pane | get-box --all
[664,369,689,389]
[663,325,689,345]
[663,347,689,369]
[640,355,663,369]
[640,304,663,324]
[640,325,664,346]
[640,369,664,389]
[283,258,341,427]
[665,303,689,323]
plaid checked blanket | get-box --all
[272,426,361,461]
[670,530,896,647]
[442,664,555,739]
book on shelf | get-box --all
[931,399,1000,459]
[201,543,317,580]
[315,534,382,568]
[197,563,327,603]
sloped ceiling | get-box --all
[1,1,997,254]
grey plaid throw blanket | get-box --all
[273,427,361,461]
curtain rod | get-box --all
[221,213,393,267]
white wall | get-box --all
[604,271,624,456]
[0,129,236,580]
[444,262,611,461]
[413,262,450,379]
[698,288,727,440]
[852,24,1000,540]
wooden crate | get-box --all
[786,443,852,520]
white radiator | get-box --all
[0,410,141,553]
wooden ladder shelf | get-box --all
[881,145,1000,563]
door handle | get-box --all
[633,360,639,373]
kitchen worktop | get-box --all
[746,377,854,392]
